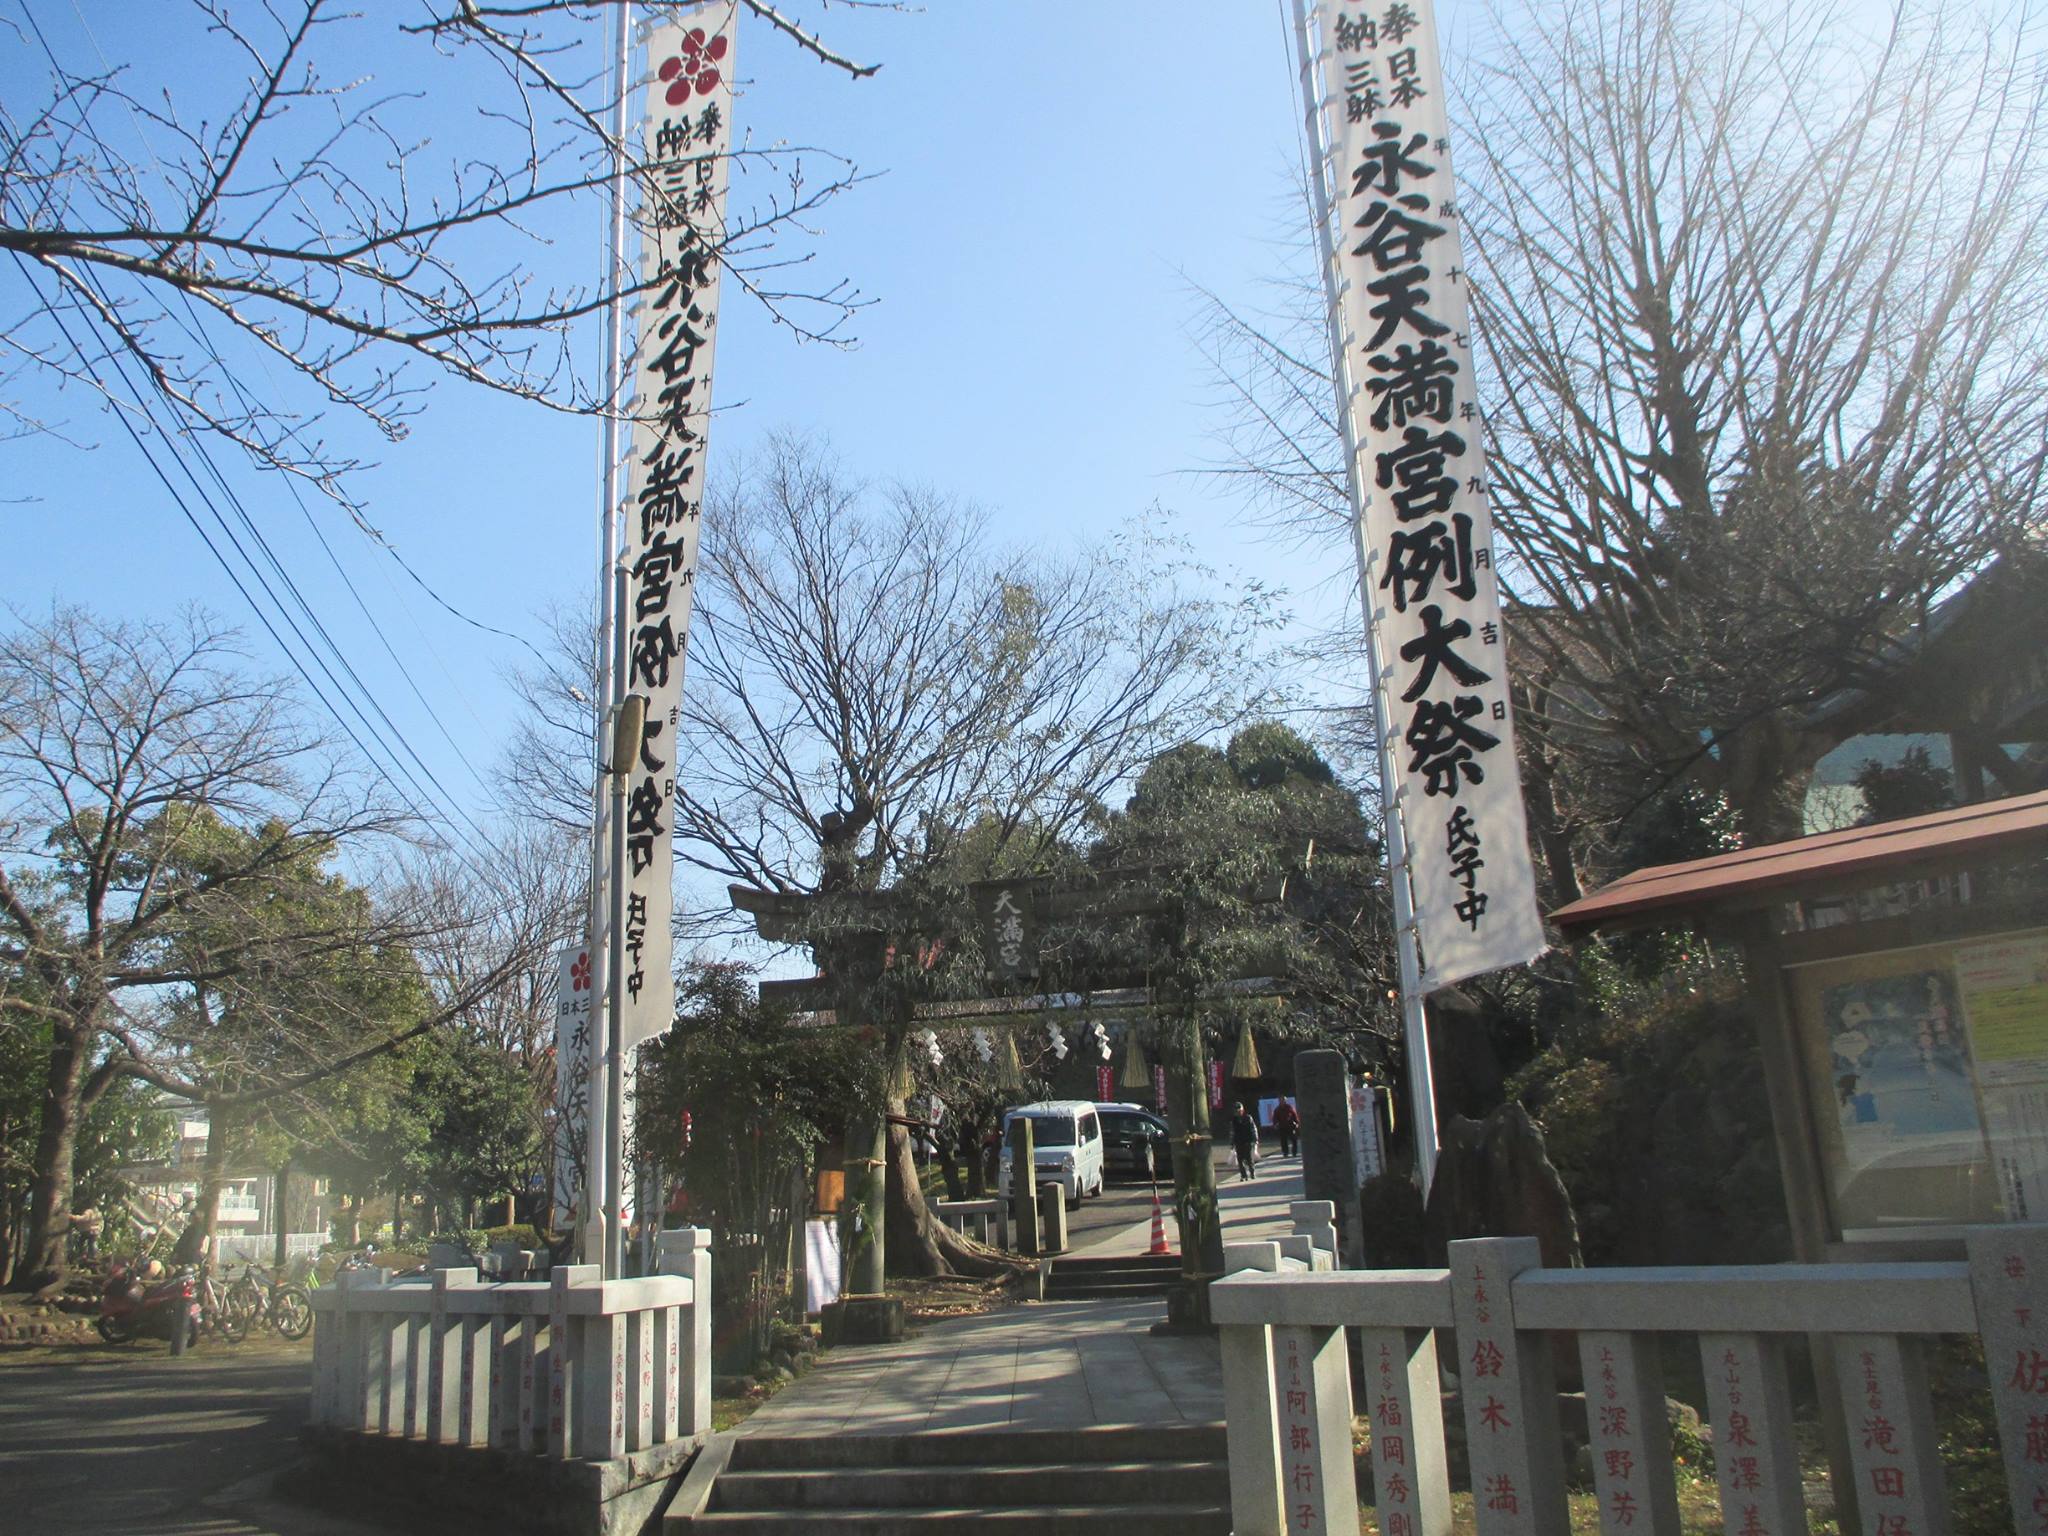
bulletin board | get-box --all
[1789,926,2048,1234]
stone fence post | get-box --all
[1449,1237,1567,1536]
[1219,1242,1285,1536]
[656,1226,714,1439]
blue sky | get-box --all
[3,0,1423,868]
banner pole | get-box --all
[587,0,636,1273]
[1285,0,1439,1196]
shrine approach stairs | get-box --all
[664,1423,1232,1534]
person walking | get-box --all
[1272,1098,1300,1158]
[1230,1102,1260,1183]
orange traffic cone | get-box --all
[1148,1190,1171,1256]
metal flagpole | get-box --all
[1285,0,1441,1195]
[588,0,636,1276]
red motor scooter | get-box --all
[97,1258,201,1353]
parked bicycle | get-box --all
[225,1261,313,1340]
[196,1268,251,1343]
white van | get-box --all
[995,1101,1105,1204]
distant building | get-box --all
[117,1096,329,1263]
[1804,554,2048,830]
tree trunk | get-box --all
[274,1163,290,1270]
[1163,1014,1223,1281]
[0,1110,17,1289]
[16,1019,91,1295]
[171,1106,233,1272]
[938,1143,964,1202]
[882,1108,1013,1279]
[840,1108,887,1294]
[1720,717,1824,846]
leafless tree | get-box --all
[399,822,588,1211]
[1204,0,2048,889]
[0,0,885,507]
[692,438,1294,1275]
[500,604,604,840]
[0,608,548,1292]
[508,432,1283,1272]
[679,436,1282,913]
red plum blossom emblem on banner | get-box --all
[570,953,592,992]
[659,28,728,105]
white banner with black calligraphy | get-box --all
[552,944,593,1228]
[616,4,736,1052]
[1314,0,1545,989]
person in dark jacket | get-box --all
[1229,1103,1259,1182]
[1271,1098,1300,1158]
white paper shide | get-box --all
[1315,0,1545,989]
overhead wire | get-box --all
[9,249,494,879]
[52,0,558,676]
[44,0,513,806]
[11,0,508,870]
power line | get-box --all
[8,2,503,870]
[9,250,497,879]
[44,0,515,798]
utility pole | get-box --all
[586,0,635,1275]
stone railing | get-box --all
[309,1228,710,1463]
[1212,1226,2048,1536]
[935,1196,1008,1250]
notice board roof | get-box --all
[1550,790,2048,933]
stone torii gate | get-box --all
[728,866,1297,1325]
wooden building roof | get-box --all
[1550,790,2048,933]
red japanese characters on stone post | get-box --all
[1966,1225,2048,1536]
[1699,1332,1803,1536]
[1449,1238,1566,1536]
[1577,1331,1681,1536]
[1276,1328,1325,1534]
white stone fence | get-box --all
[936,1197,1008,1250]
[309,1228,711,1464]
[1212,1225,2048,1536]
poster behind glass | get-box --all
[1796,928,2048,1232]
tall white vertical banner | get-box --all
[1312,0,1544,989]
[553,945,593,1228]
[616,5,737,1052]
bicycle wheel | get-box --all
[270,1285,314,1340]
[211,1284,252,1343]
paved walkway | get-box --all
[1072,1144,1306,1256]
[737,1302,1212,1441]
[737,1297,1223,1435]
[741,1150,1310,1437]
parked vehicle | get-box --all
[996,1101,1105,1203]
[1093,1102,1172,1180]
[96,1258,202,1353]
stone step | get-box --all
[726,1424,1230,1470]
[1049,1255,1181,1274]
[711,1460,1231,1511]
[677,1502,1231,1534]
[1044,1271,1180,1299]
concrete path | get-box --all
[1071,1145,1307,1257]
[0,1340,386,1536]
[737,1297,1223,1436]
[740,1154,1310,1439]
